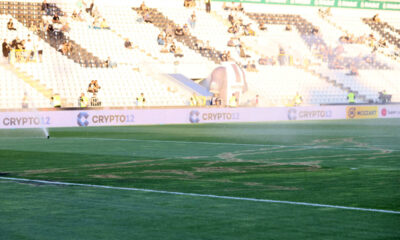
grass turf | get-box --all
[0,119,399,239]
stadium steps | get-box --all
[132,7,224,64]
[0,1,105,68]
[2,64,69,106]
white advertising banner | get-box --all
[0,105,397,129]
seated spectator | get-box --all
[174,45,184,58]
[60,41,72,55]
[160,42,169,53]
[100,19,111,30]
[203,40,211,50]
[7,19,16,31]
[157,34,165,46]
[194,39,204,50]
[239,45,250,58]
[105,57,117,68]
[246,60,258,72]
[61,22,71,33]
[285,24,292,31]
[92,18,101,29]
[220,51,228,62]
[227,37,236,47]
[346,65,359,76]
[72,10,79,20]
[175,25,184,36]
[52,13,60,24]
[222,2,229,10]
[139,1,148,12]
[228,24,238,34]
[42,0,51,15]
[87,80,96,95]
[244,24,255,36]
[237,3,244,11]
[28,22,38,33]
[372,14,380,23]
[143,12,152,23]
[86,0,94,16]
[2,39,10,58]
[121,39,131,50]
[259,55,268,65]
[259,22,267,31]
[169,42,177,54]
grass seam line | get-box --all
[1,176,399,215]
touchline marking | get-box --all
[60,137,400,152]
[1,176,399,215]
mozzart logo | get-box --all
[287,109,333,120]
[189,110,240,123]
[346,106,378,119]
[77,112,134,127]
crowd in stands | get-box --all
[2,35,44,64]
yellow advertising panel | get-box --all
[346,106,378,119]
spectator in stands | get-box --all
[244,24,255,36]
[239,45,250,58]
[169,42,177,54]
[28,22,38,34]
[372,14,380,23]
[92,18,101,29]
[220,51,228,62]
[136,93,146,107]
[245,61,258,72]
[42,0,51,15]
[237,3,244,11]
[174,44,184,58]
[37,39,44,63]
[346,65,359,76]
[52,13,61,24]
[189,11,196,29]
[2,39,10,58]
[22,92,29,109]
[259,55,268,65]
[175,25,184,36]
[100,19,111,30]
[124,38,133,49]
[105,57,117,68]
[160,42,169,53]
[60,41,72,55]
[183,24,190,35]
[7,19,16,31]
[86,0,95,16]
[205,0,211,13]
[157,33,165,45]
[61,22,71,33]
[203,40,211,50]
[278,46,286,65]
[140,1,149,12]
[259,22,267,31]
[25,38,34,61]
[143,12,152,23]
[285,24,292,31]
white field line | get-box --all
[1,176,399,215]
[58,137,400,152]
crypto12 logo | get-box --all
[77,112,89,127]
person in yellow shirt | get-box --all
[293,92,303,106]
[229,93,237,107]
[79,93,89,107]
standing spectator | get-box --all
[37,38,44,63]
[2,39,10,58]
[205,0,211,13]
[157,34,165,45]
[22,92,29,109]
[293,92,303,106]
[105,57,117,68]
[100,19,111,30]
[86,0,95,16]
[189,11,196,29]
[79,93,89,107]
[124,38,133,49]
[7,19,16,31]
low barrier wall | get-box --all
[0,105,399,129]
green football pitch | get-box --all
[0,119,399,239]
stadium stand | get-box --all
[1,0,399,108]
